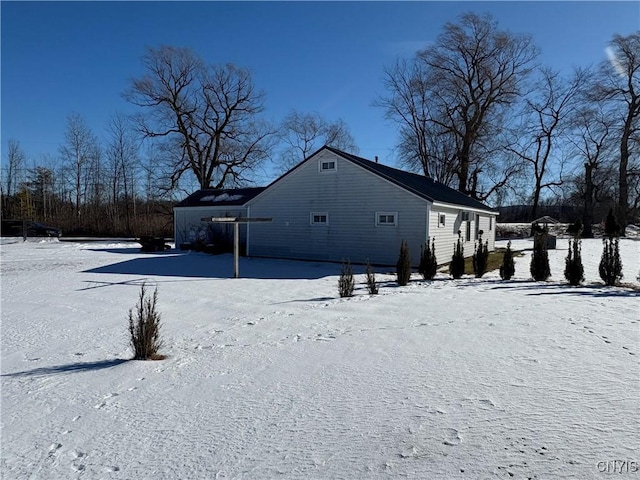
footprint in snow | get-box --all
[443,428,461,446]
[49,443,63,454]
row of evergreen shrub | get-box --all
[392,209,626,288]
[531,211,624,286]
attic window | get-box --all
[376,212,397,227]
[319,160,337,172]
[310,212,329,226]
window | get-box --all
[438,213,446,228]
[319,160,337,172]
[376,212,397,227]
[489,217,493,230]
[310,212,329,225]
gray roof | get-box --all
[325,147,496,212]
[175,187,266,208]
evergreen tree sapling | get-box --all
[449,231,465,279]
[599,210,623,286]
[530,223,551,281]
[128,283,164,360]
[365,260,379,295]
[604,209,621,237]
[396,240,412,286]
[499,241,516,280]
[472,230,489,278]
[338,260,355,297]
[564,220,584,286]
[418,237,438,280]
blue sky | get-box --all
[2,1,639,183]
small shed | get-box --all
[531,216,559,249]
[173,187,265,251]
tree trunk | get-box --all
[618,118,631,236]
[582,162,595,238]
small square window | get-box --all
[438,214,446,228]
[310,212,329,225]
[376,212,397,227]
[319,160,336,172]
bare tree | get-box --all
[59,113,100,220]
[2,140,27,219]
[106,112,140,235]
[377,13,539,200]
[506,68,585,221]
[5,139,26,199]
[277,110,358,172]
[124,45,275,190]
[592,32,640,234]
[568,100,616,237]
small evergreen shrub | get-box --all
[472,230,489,278]
[499,241,516,280]
[364,260,379,295]
[449,231,465,279]
[599,238,623,286]
[564,219,584,286]
[396,240,412,286]
[564,238,585,286]
[530,224,551,281]
[604,209,621,237]
[599,210,623,286]
[338,260,355,297]
[418,237,438,280]
[128,283,164,360]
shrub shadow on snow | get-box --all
[1,359,129,378]
[490,282,640,298]
[82,252,341,280]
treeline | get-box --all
[2,13,639,238]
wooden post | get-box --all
[234,222,239,279]
[201,217,272,278]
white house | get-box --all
[243,146,498,267]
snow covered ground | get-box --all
[1,237,638,479]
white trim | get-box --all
[310,212,329,226]
[375,211,397,227]
[432,201,496,216]
[246,205,251,256]
[318,159,337,173]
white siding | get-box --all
[428,206,498,265]
[247,151,430,266]
[174,206,248,247]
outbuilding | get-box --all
[173,187,265,251]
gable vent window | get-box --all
[376,212,397,227]
[310,212,329,225]
[319,160,337,172]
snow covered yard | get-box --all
[1,238,638,479]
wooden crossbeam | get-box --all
[200,217,272,278]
